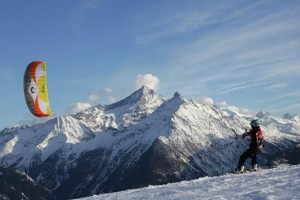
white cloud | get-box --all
[65,87,115,114]
[87,88,113,103]
[66,102,91,114]
[198,96,214,105]
[134,3,238,45]
[226,106,254,116]
[216,101,228,107]
[135,11,215,45]
[157,4,300,101]
[87,94,100,102]
[135,74,160,91]
[108,96,118,104]
[196,97,253,115]
[103,88,113,93]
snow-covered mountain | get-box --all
[75,164,300,200]
[0,86,299,199]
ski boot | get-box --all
[252,164,258,172]
[233,166,245,174]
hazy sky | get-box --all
[1,0,300,130]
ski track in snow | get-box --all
[77,165,300,200]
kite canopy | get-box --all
[24,61,51,117]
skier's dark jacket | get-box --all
[243,126,264,153]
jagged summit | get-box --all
[126,85,155,101]
[170,91,191,103]
[256,111,271,118]
[174,91,181,98]
[105,86,161,110]
[283,113,293,119]
[72,86,165,131]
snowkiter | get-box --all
[234,119,264,173]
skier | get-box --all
[234,119,264,173]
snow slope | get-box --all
[77,165,300,200]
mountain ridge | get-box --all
[0,86,299,199]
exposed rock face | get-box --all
[0,167,55,200]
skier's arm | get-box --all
[242,131,251,138]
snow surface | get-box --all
[76,165,300,200]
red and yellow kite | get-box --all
[24,61,51,117]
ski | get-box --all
[227,168,263,175]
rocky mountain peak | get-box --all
[169,91,190,106]
[283,113,293,119]
[105,86,161,110]
[256,111,271,118]
[174,91,181,98]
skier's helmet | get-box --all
[250,119,260,128]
